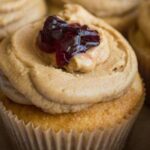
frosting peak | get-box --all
[38,16,100,73]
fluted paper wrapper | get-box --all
[0,101,143,150]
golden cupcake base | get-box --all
[0,74,145,150]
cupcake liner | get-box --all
[0,100,143,150]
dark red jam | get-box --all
[38,16,100,67]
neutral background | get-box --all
[0,105,150,150]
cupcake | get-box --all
[0,0,47,40]
[0,4,144,150]
[128,1,150,104]
[48,0,140,33]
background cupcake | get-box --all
[128,1,150,105]
[48,0,140,33]
[0,4,144,150]
[0,0,47,40]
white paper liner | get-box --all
[0,100,143,150]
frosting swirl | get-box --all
[0,5,138,114]
[0,0,46,40]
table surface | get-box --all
[0,105,150,150]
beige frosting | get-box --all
[0,5,138,114]
[0,0,47,40]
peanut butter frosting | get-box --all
[0,0,47,40]
[0,4,138,114]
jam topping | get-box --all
[38,16,100,67]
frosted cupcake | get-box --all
[0,4,144,150]
[128,1,150,104]
[48,0,140,32]
[0,0,47,40]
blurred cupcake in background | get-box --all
[48,0,140,33]
[128,0,150,105]
[0,0,47,40]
